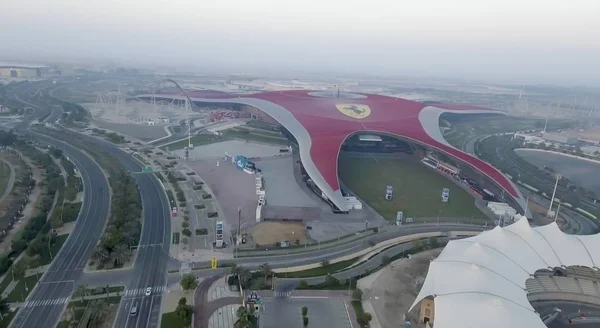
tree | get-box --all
[429,236,439,248]
[112,244,130,265]
[321,260,330,267]
[180,273,198,292]
[175,297,194,324]
[235,306,256,328]
[258,263,272,284]
[363,312,373,324]
[303,316,309,327]
[27,255,41,280]
[89,300,108,326]
[238,267,252,288]
[75,284,89,302]
[352,289,363,301]
[301,306,308,317]
[298,280,308,289]
[93,245,109,263]
[11,260,27,282]
[182,228,192,237]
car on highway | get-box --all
[145,287,152,296]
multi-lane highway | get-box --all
[51,128,171,328]
[9,134,110,328]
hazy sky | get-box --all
[1,0,599,84]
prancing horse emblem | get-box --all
[336,104,371,119]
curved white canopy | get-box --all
[411,218,600,328]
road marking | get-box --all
[344,301,354,328]
[24,297,69,308]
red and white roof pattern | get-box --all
[147,90,525,211]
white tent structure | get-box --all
[410,217,599,328]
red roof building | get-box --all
[146,90,526,212]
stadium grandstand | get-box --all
[138,89,529,215]
[410,217,600,327]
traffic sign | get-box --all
[211,257,217,269]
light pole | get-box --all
[436,210,441,226]
[548,174,562,217]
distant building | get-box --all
[581,146,600,156]
[541,132,578,145]
[0,63,59,79]
[513,133,545,144]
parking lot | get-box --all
[260,297,353,328]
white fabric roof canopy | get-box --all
[410,218,599,328]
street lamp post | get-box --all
[548,174,562,217]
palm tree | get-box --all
[11,260,27,282]
[89,300,108,326]
[230,264,240,276]
[112,244,130,265]
[27,255,41,280]
[235,306,255,328]
[238,267,252,289]
[75,284,88,302]
[258,263,272,284]
[93,245,109,263]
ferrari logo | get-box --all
[336,104,371,119]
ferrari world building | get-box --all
[146,90,528,213]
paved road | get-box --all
[53,130,172,328]
[9,132,110,328]
[7,80,172,328]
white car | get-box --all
[145,287,152,296]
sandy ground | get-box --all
[92,119,168,141]
[358,248,443,328]
[0,151,43,253]
[249,222,309,245]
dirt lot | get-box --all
[359,248,442,327]
[249,221,309,245]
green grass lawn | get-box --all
[39,234,69,266]
[221,129,290,146]
[338,155,485,221]
[6,275,40,302]
[275,258,357,278]
[162,134,228,151]
[0,310,18,328]
[161,312,190,328]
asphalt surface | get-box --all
[8,125,111,326]
[52,128,172,328]
[5,80,171,328]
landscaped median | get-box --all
[272,231,478,274]
[56,285,124,328]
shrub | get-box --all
[185,172,196,175]
[195,228,208,235]
[182,222,189,229]
[194,204,205,209]
[298,280,308,289]
[352,289,363,301]
[182,228,192,237]
[192,185,202,190]
[207,212,218,218]
[301,306,308,317]
[202,193,212,199]
[183,215,190,221]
